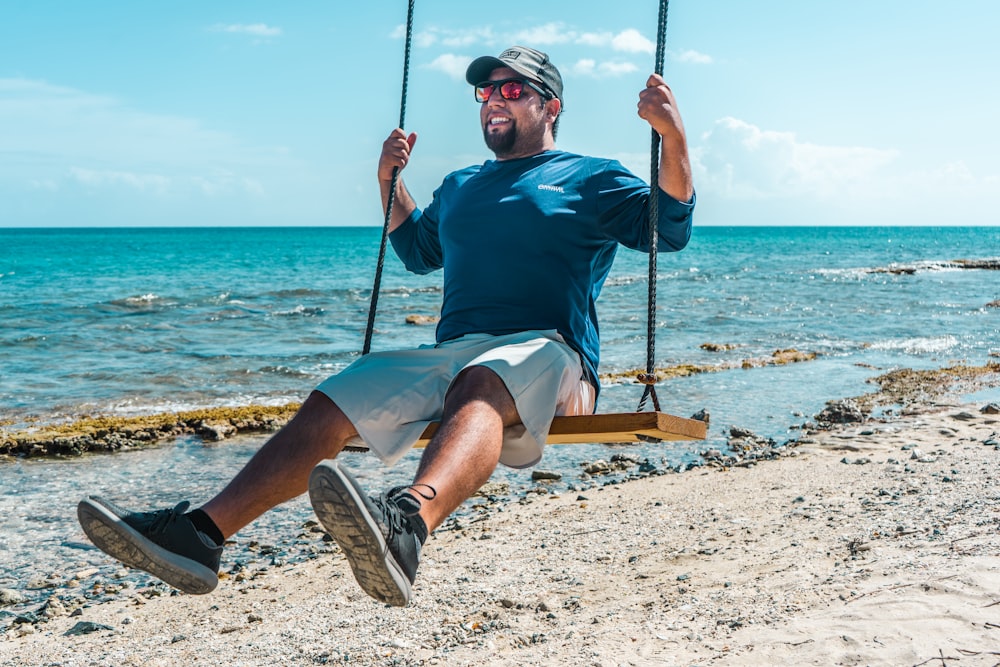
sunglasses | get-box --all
[474,78,552,103]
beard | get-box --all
[483,121,518,156]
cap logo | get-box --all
[499,49,522,60]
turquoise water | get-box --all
[3,226,997,425]
[1,225,998,600]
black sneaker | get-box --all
[308,462,428,607]
[77,496,222,594]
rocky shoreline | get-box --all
[3,360,996,460]
[2,395,998,664]
[2,363,998,666]
[0,405,301,459]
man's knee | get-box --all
[302,389,337,411]
[446,366,518,422]
[450,365,504,394]
[288,390,357,442]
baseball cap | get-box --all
[465,46,564,104]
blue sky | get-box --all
[2,0,997,227]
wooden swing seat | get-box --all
[413,410,706,447]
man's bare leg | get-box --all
[307,364,522,605]
[77,391,357,594]
[200,390,357,538]
[409,365,519,531]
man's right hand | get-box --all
[379,129,418,183]
[378,129,420,229]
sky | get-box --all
[1,0,998,227]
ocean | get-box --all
[1,225,998,601]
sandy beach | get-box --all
[2,386,999,666]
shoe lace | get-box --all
[375,484,436,545]
[147,501,191,536]
[386,484,436,516]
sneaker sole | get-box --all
[308,462,411,607]
[77,498,218,595]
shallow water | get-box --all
[2,225,998,602]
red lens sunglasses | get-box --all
[474,78,553,103]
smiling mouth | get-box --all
[488,117,511,126]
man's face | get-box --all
[478,66,553,159]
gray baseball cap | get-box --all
[465,45,563,103]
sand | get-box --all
[2,397,999,666]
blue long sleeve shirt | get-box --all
[389,150,694,386]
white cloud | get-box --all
[571,59,598,77]
[70,167,170,194]
[694,117,900,199]
[687,117,1000,225]
[577,32,612,48]
[0,78,297,201]
[610,29,655,54]
[212,23,282,37]
[404,24,654,58]
[409,24,650,84]
[395,25,495,49]
[570,59,639,78]
[599,61,640,76]
[574,29,654,54]
[673,49,713,65]
[441,29,495,48]
[425,54,472,81]
[193,170,265,197]
[391,24,437,48]
[512,22,575,46]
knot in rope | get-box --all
[636,372,659,386]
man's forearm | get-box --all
[658,138,693,203]
[380,175,418,233]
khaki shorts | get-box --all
[315,330,595,469]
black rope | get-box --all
[363,0,416,355]
[637,0,670,413]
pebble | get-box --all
[637,460,658,473]
[64,621,114,636]
[404,314,439,326]
[475,482,510,497]
[0,589,26,606]
[840,457,871,465]
[42,598,67,619]
[583,460,611,475]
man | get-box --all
[77,46,694,607]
